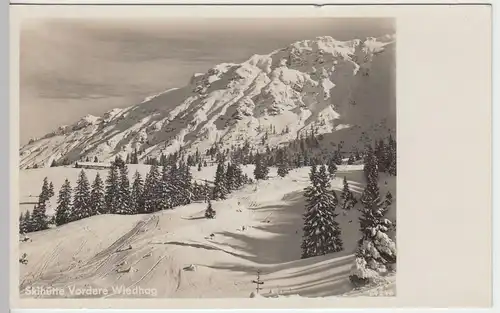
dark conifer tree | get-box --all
[117,164,132,214]
[72,170,92,221]
[19,212,27,234]
[32,177,51,231]
[130,148,139,164]
[198,162,202,171]
[387,135,397,176]
[334,149,343,165]
[341,176,357,213]
[38,177,51,205]
[90,173,106,215]
[143,164,161,213]
[301,165,343,258]
[253,154,269,180]
[130,171,144,213]
[24,210,33,233]
[48,181,55,199]
[205,199,216,219]
[179,161,194,205]
[105,164,120,214]
[327,158,337,177]
[233,163,245,189]
[375,139,387,173]
[55,179,72,226]
[212,160,228,200]
[277,162,290,177]
[225,163,236,190]
[363,145,378,183]
[94,156,99,163]
[159,165,173,210]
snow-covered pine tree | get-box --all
[90,173,106,215]
[55,179,72,226]
[341,176,357,213]
[143,164,161,213]
[72,170,92,221]
[350,176,396,285]
[105,163,120,214]
[116,164,132,214]
[130,171,144,213]
[212,160,228,200]
[198,162,202,171]
[205,199,216,219]
[301,165,343,259]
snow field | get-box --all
[19,164,395,298]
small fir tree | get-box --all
[205,200,216,219]
[130,171,144,213]
[55,179,73,226]
[301,165,343,259]
[90,173,106,215]
[72,170,92,221]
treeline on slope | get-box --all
[40,126,396,175]
[299,144,396,288]
[19,156,254,234]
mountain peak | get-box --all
[20,34,396,169]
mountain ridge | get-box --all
[20,34,396,169]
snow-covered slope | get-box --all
[19,34,395,169]
[19,165,396,298]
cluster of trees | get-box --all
[19,178,55,234]
[365,135,397,177]
[300,164,361,259]
[212,159,253,201]
[300,141,396,287]
[22,154,256,231]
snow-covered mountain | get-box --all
[19,34,396,169]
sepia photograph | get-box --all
[17,15,397,299]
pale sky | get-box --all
[20,18,394,145]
